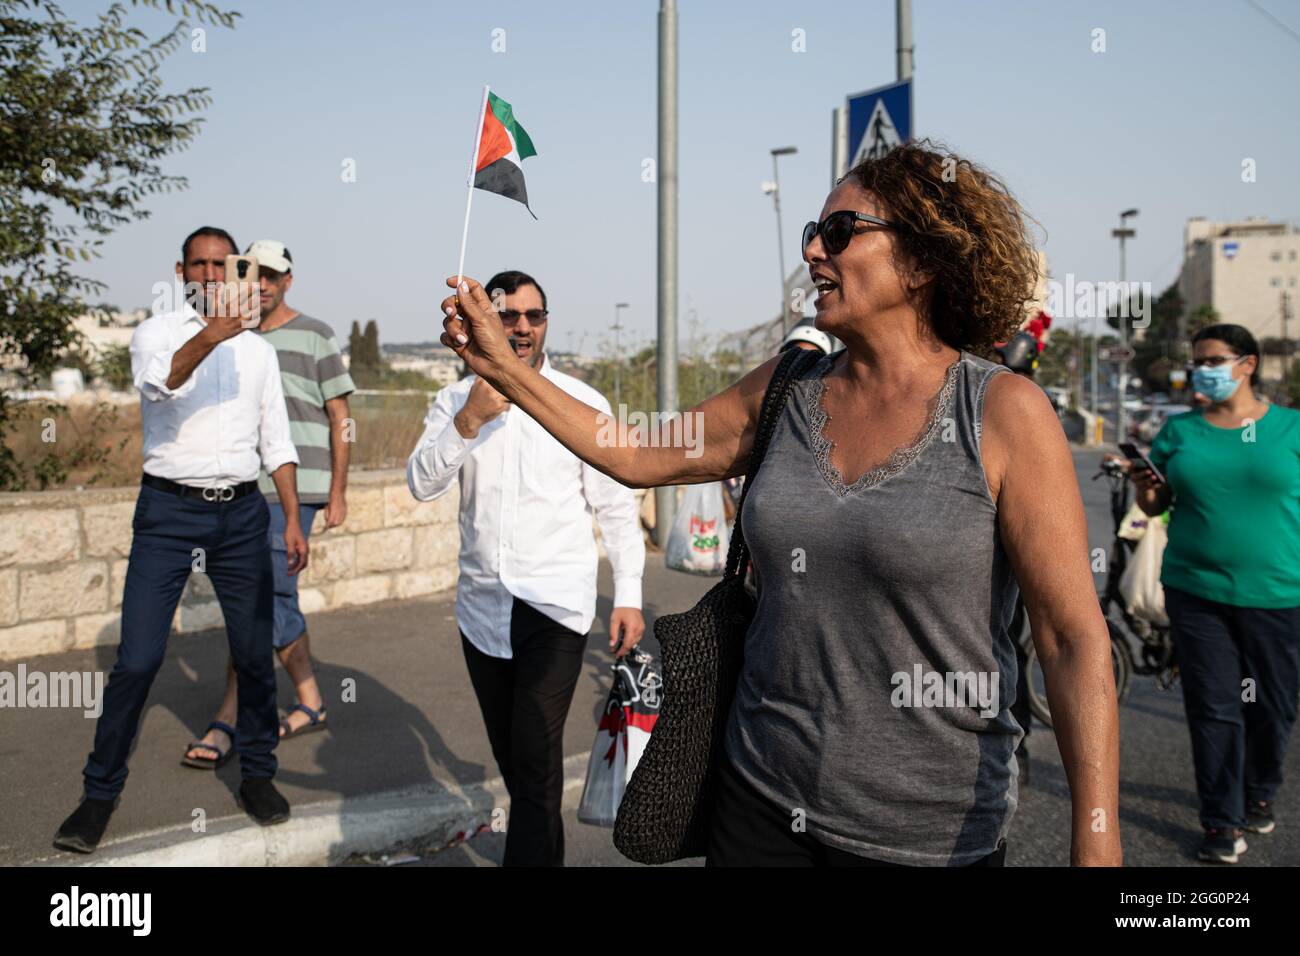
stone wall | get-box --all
[0,471,657,662]
[0,470,461,662]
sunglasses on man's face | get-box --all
[498,308,549,328]
[802,210,900,256]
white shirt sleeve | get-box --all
[258,346,299,475]
[407,383,479,501]
[582,395,646,610]
[131,316,199,401]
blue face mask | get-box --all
[1191,363,1242,403]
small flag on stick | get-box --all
[455,86,538,289]
[474,91,537,216]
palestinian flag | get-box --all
[474,91,538,218]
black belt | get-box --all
[142,473,259,502]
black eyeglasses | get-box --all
[802,210,900,256]
[1186,354,1244,370]
[498,308,549,327]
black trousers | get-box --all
[1165,585,1300,830]
[461,597,587,866]
[706,755,1008,867]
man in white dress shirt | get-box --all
[53,227,307,854]
[407,270,646,866]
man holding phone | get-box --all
[406,270,646,866]
[53,226,306,854]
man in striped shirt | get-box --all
[184,240,355,766]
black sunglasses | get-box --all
[498,308,549,327]
[802,210,900,256]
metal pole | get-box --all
[831,106,848,185]
[612,305,624,409]
[896,0,913,81]
[1283,291,1292,383]
[1090,313,1098,441]
[1117,232,1127,443]
[1113,210,1137,444]
[773,152,787,332]
[611,304,626,408]
[770,146,797,333]
[655,0,678,548]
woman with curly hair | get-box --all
[437,140,1121,867]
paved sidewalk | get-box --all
[4,554,715,866]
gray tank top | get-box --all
[724,349,1022,866]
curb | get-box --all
[34,752,590,867]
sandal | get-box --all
[181,720,237,770]
[279,703,327,740]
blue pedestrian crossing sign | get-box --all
[847,79,913,166]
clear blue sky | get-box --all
[82,0,1300,353]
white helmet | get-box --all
[779,321,833,355]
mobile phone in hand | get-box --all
[1118,442,1165,486]
[223,254,259,324]
[224,254,258,285]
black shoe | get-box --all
[1197,827,1247,864]
[1245,801,1275,834]
[53,798,116,854]
[238,778,290,826]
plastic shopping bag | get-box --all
[665,482,729,575]
[1119,513,1169,626]
[1116,502,1155,542]
[577,649,662,827]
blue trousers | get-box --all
[1165,585,1300,830]
[82,482,280,800]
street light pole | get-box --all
[896,0,913,81]
[1112,208,1138,444]
[766,146,798,333]
[655,0,678,547]
[1090,307,1099,442]
[1283,291,1293,383]
[612,302,628,409]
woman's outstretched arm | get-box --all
[438,276,781,488]
[984,372,1123,867]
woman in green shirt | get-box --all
[1130,324,1300,864]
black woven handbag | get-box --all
[612,346,818,864]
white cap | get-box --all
[779,322,833,355]
[244,239,292,274]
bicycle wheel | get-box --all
[1108,619,1134,704]
[1025,630,1132,729]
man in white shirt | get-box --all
[53,227,307,854]
[407,270,645,866]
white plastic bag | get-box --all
[577,650,661,827]
[1116,502,1155,542]
[1119,515,1169,625]
[664,482,730,575]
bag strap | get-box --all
[723,347,822,580]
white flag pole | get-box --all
[455,85,491,295]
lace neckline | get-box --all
[807,352,962,496]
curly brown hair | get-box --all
[843,139,1040,353]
